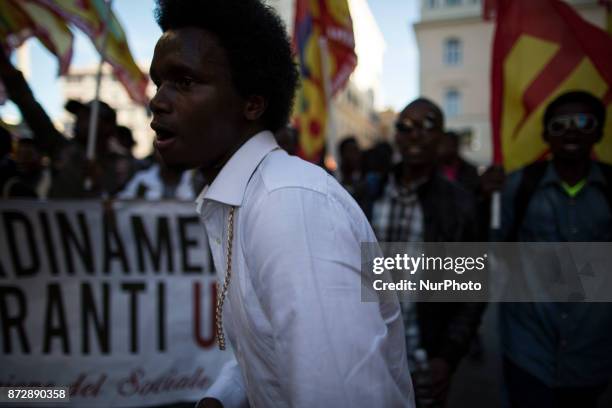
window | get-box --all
[446,0,462,6]
[444,89,461,118]
[426,0,437,8]
[444,38,462,66]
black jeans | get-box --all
[503,357,608,408]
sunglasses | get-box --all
[547,113,599,137]
[394,117,438,134]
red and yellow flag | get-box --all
[32,0,148,105]
[491,0,612,171]
[0,0,73,75]
[293,0,357,163]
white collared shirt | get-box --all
[197,131,414,408]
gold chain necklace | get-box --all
[215,206,236,351]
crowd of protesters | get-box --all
[0,47,199,202]
[330,91,612,408]
[1,34,611,406]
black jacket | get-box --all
[416,169,479,242]
[454,158,481,196]
[373,164,485,370]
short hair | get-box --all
[155,0,299,133]
[543,91,605,130]
[403,97,445,129]
[65,99,117,125]
[338,136,358,156]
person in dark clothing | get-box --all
[338,136,362,190]
[437,130,480,195]
[337,135,371,208]
[116,124,137,155]
[0,125,17,195]
[3,137,52,198]
[49,99,123,198]
[498,91,612,408]
[369,98,485,406]
[359,141,393,217]
[363,141,393,176]
[111,125,147,190]
[0,48,121,198]
[438,130,494,241]
[0,125,12,159]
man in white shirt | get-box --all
[149,0,414,407]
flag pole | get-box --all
[490,190,501,230]
[85,0,113,190]
[319,37,339,174]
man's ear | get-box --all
[244,95,267,121]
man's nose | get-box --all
[407,127,426,143]
[149,84,172,115]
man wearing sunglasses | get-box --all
[369,98,484,406]
[499,91,612,407]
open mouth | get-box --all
[151,122,177,150]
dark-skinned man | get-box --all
[369,98,484,407]
[148,1,414,407]
[498,91,612,408]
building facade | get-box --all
[414,0,607,165]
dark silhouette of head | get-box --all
[65,99,117,152]
[338,136,362,174]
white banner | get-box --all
[0,200,231,407]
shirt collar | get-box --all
[195,130,279,214]
[540,160,607,187]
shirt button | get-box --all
[571,228,578,234]
[561,313,568,320]
[214,237,221,245]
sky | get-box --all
[0,0,420,122]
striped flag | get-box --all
[32,0,148,105]
[0,0,74,75]
[491,0,612,171]
[293,0,357,163]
